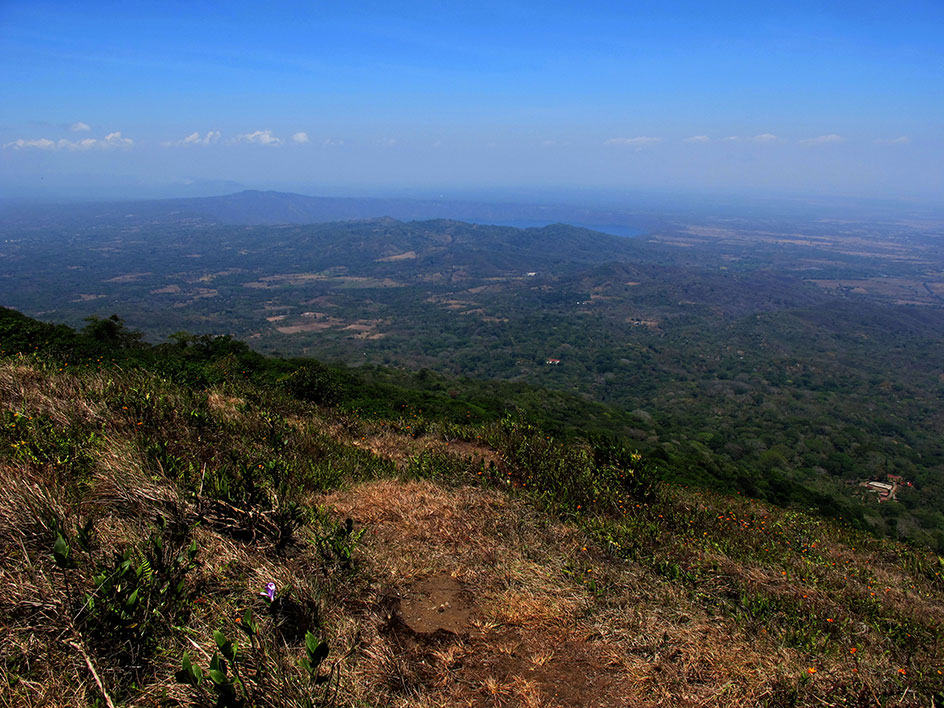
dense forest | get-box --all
[2,197,944,550]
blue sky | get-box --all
[1,0,941,200]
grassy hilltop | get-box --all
[0,307,942,707]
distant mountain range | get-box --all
[0,189,662,236]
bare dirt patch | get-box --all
[104,272,152,283]
[275,321,337,334]
[195,268,244,283]
[377,250,418,262]
[274,316,381,336]
[463,628,629,708]
[398,574,474,634]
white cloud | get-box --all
[322,138,345,147]
[4,132,133,151]
[235,130,281,145]
[70,121,91,132]
[876,136,910,145]
[164,131,222,147]
[3,138,58,150]
[722,134,780,143]
[683,135,711,143]
[62,138,100,151]
[292,132,310,144]
[799,134,843,146]
[185,130,221,145]
[606,136,663,147]
[102,131,133,148]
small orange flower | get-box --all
[807,667,817,674]
[850,647,857,654]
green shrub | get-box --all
[52,516,198,693]
[280,363,344,406]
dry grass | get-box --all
[0,362,354,707]
[325,478,944,707]
[0,363,104,426]
[1,360,942,707]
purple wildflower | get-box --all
[260,581,276,602]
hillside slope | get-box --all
[0,317,942,707]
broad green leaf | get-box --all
[209,654,225,674]
[239,608,256,636]
[214,631,237,662]
[52,533,70,567]
[207,669,228,686]
[305,633,329,667]
[304,631,319,657]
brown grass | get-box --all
[0,362,348,707]
[322,476,944,707]
[1,360,941,706]
[326,480,769,706]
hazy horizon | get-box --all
[2,1,942,204]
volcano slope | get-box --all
[0,319,942,707]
